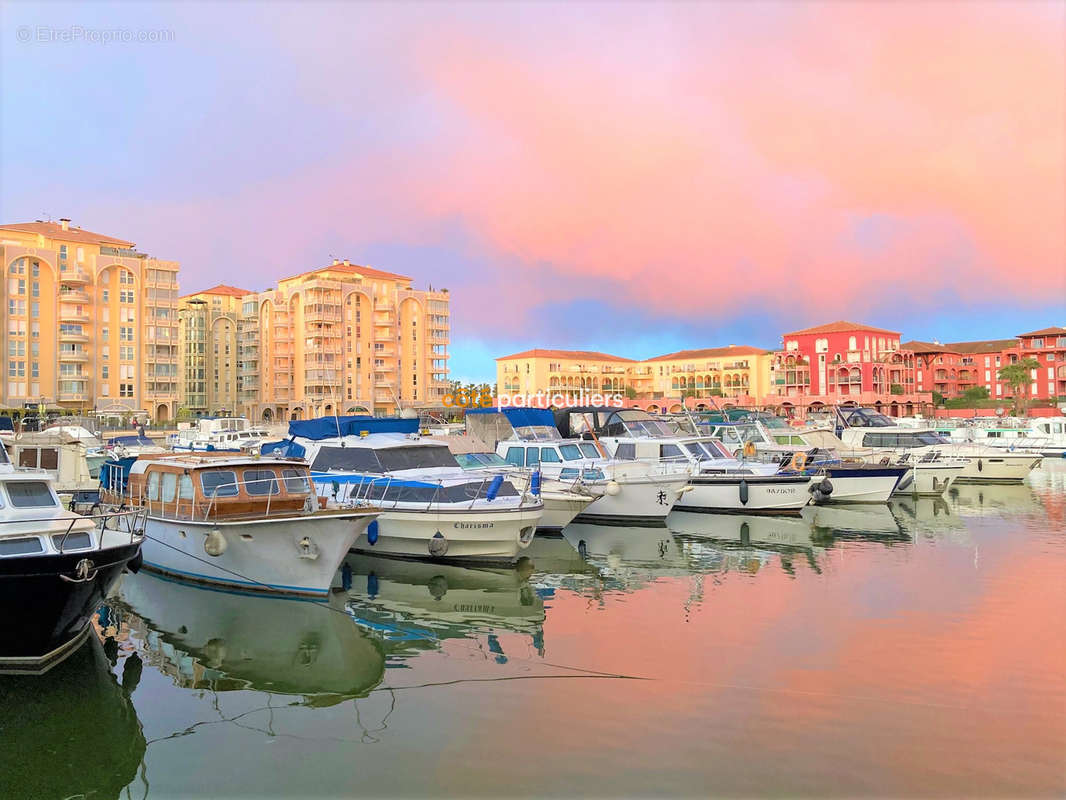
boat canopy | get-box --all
[288,416,419,440]
[311,444,460,473]
[840,408,897,428]
[466,407,555,428]
[0,416,13,432]
[106,435,155,448]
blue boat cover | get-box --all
[99,457,137,492]
[466,407,555,428]
[261,439,307,459]
[106,435,155,447]
[0,416,13,432]
[288,416,419,440]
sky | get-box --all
[1,0,1064,382]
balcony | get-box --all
[58,391,89,403]
[59,308,91,323]
[58,349,89,362]
[305,310,342,324]
[59,270,91,285]
[59,331,89,343]
[58,289,90,304]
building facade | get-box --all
[0,219,180,421]
[235,259,449,421]
[906,339,1019,400]
[1018,327,1066,400]
[497,349,637,398]
[642,346,773,401]
[178,285,248,416]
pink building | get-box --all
[1018,327,1066,400]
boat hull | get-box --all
[354,506,542,564]
[951,453,1042,483]
[898,465,963,496]
[815,467,907,504]
[0,540,141,674]
[139,513,373,598]
[676,474,813,514]
[574,474,690,525]
[538,490,596,530]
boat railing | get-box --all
[0,507,148,555]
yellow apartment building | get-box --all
[178,284,248,416]
[0,219,180,421]
[237,258,450,421]
[495,345,772,408]
[496,349,637,397]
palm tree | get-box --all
[997,357,1041,414]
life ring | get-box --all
[790,451,808,471]
[742,441,757,459]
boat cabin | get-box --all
[104,455,315,520]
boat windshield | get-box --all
[455,452,509,469]
[0,441,9,464]
[512,425,562,442]
[843,409,897,428]
[603,411,679,438]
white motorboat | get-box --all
[837,407,1041,483]
[99,453,377,598]
[168,416,273,453]
[476,410,691,525]
[0,441,145,673]
[273,416,543,564]
[567,407,815,514]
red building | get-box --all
[770,321,926,417]
[1018,326,1066,400]
[905,339,1020,400]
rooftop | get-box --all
[180,284,252,300]
[0,220,135,248]
[496,348,636,363]
[784,320,900,337]
[283,259,412,284]
[901,340,957,354]
[645,345,769,362]
[1017,326,1066,338]
[943,338,1019,354]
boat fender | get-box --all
[605,481,621,496]
[739,479,749,505]
[367,519,379,545]
[341,561,352,591]
[486,474,504,501]
[367,572,379,597]
[530,470,542,497]
[428,530,449,558]
[978,458,983,472]
[811,489,825,503]
[739,521,750,545]
[204,528,227,557]
[819,478,833,495]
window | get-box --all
[559,444,583,461]
[660,444,684,461]
[244,469,279,495]
[179,475,195,500]
[539,447,562,463]
[615,442,636,460]
[1032,338,1044,348]
[39,448,58,470]
[160,472,178,502]
[525,448,540,467]
[146,471,160,500]
[504,447,524,467]
[0,537,44,555]
[281,468,310,494]
[6,481,56,508]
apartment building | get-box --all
[643,346,772,400]
[906,339,1019,399]
[0,219,180,421]
[1018,327,1066,400]
[178,285,249,416]
[497,349,637,397]
[236,259,449,420]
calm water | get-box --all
[3,463,1064,799]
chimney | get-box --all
[343,259,350,266]
[59,218,70,231]
[332,258,339,265]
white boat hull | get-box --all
[575,474,690,525]
[950,453,1042,483]
[355,506,542,563]
[139,512,373,597]
[676,474,813,513]
[898,464,963,496]
[538,489,596,530]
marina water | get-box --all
[2,462,1063,798]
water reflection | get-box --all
[561,523,690,589]
[341,554,545,661]
[115,571,385,703]
[0,633,145,800]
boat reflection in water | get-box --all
[116,570,385,703]
[0,631,146,800]
[340,554,546,660]
[945,482,1043,517]
[561,523,690,590]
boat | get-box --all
[932,416,1066,458]
[470,408,691,525]
[0,440,145,674]
[167,416,273,453]
[104,433,167,459]
[452,449,598,530]
[270,416,543,564]
[5,430,105,510]
[99,453,378,598]
[836,407,1041,483]
[566,407,815,514]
